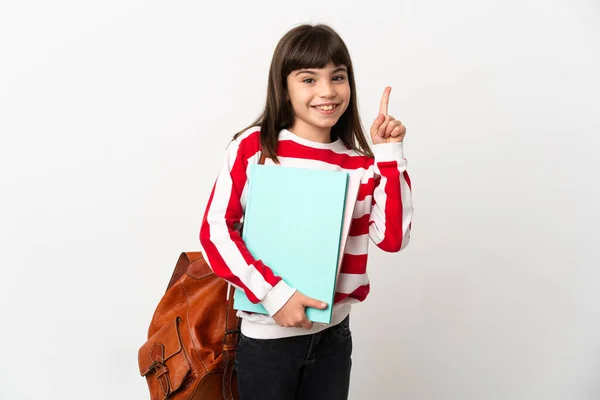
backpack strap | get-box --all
[222,285,240,399]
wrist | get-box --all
[261,280,296,316]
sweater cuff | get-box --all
[261,280,297,316]
[372,142,404,162]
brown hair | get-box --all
[233,23,373,162]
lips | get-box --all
[312,104,339,111]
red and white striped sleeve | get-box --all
[199,130,296,315]
[369,142,413,252]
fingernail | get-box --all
[321,302,327,307]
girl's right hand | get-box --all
[272,291,328,329]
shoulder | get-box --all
[233,126,261,145]
[226,126,262,165]
[339,144,375,170]
[230,126,261,153]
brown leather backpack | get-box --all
[138,251,240,400]
[139,152,266,399]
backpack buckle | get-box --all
[223,329,240,345]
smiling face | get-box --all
[285,62,351,143]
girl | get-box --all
[199,23,412,400]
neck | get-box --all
[288,120,332,144]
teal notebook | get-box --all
[233,163,348,324]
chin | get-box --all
[312,119,339,129]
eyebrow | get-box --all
[294,66,348,76]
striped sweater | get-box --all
[199,127,413,339]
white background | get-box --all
[1,0,599,399]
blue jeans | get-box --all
[234,315,353,400]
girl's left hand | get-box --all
[370,86,407,144]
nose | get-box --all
[319,80,337,98]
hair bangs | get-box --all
[282,28,350,77]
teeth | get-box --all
[315,104,337,111]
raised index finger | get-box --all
[379,86,391,115]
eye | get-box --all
[303,78,315,84]
[332,75,346,82]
